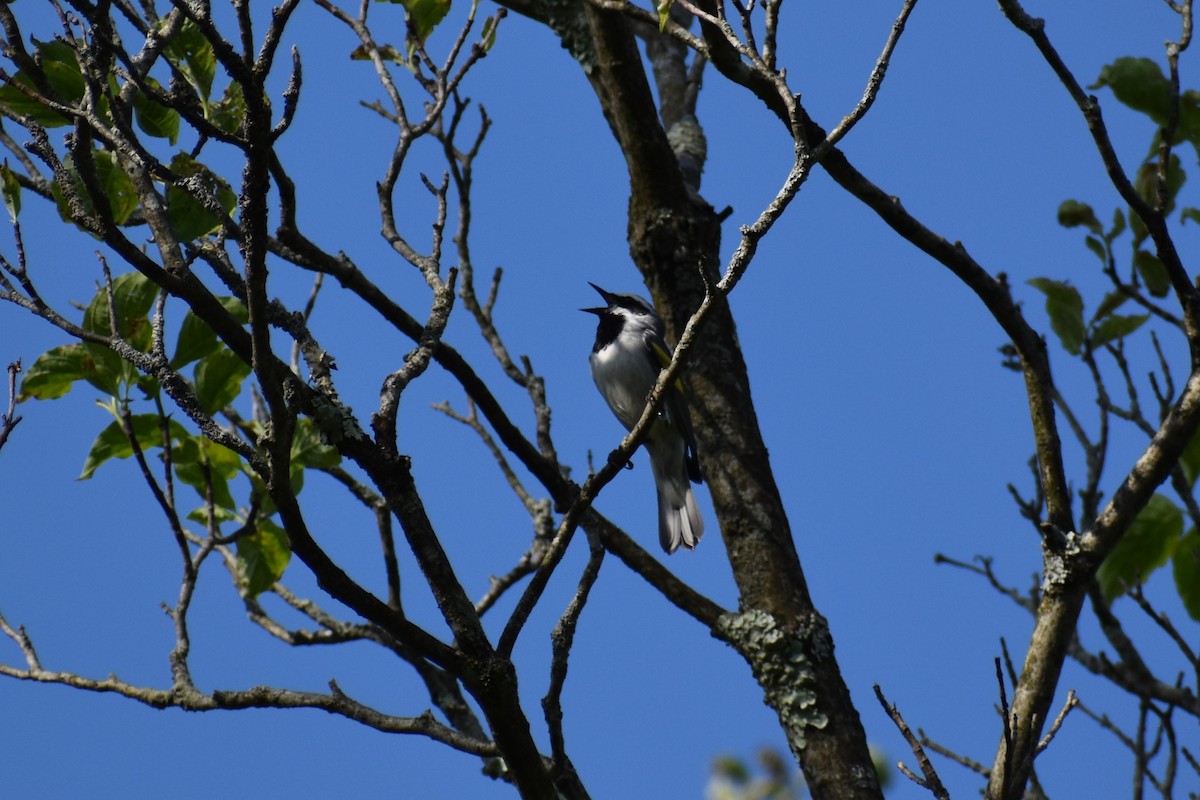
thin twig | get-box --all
[873,684,950,800]
[0,610,42,670]
[543,534,605,770]
[433,399,554,616]
[1128,585,1199,668]
[1035,689,1078,755]
[290,272,324,375]
[996,655,1016,797]
[918,731,990,777]
[1181,745,1200,779]
[814,0,919,155]
[0,642,497,756]
[0,359,22,454]
[116,403,194,581]
[934,554,1039,614]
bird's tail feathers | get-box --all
[657,482,704,554]
[648,437,704,554]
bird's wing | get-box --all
[643,329,702,484]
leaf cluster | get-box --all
[0,26,240,240]
[19,272,339,598]
[1027,56,1200,620]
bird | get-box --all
[582,282,704,554]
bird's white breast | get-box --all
[589,330,658,431]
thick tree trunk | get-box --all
[577,6,883,799]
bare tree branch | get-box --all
[0,613,497,756]
[543,534,605,776]
[0,359,21,454]
[874,685,949,800]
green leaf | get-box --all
[350,43,408,64]
[80,414,190,479]
[1181,88,1200,146]
[170,433,201,466]
[383,0,452,45]
[36,39,86,103]
[237,518,291,598]
[186,504,240,526]
[1090,313,1148,349]
[245,472,277,517]
[1133,249,1171,298]
[657,0,673,30]
[0,40,87,126]
[480,15,498,51]
[133,80,180,144]
[170,296,249,369]
[1134,154,1186,214]
[109,271,159,321]
[165,152,237,241]
[1027,278,1086,355]
[201,437,243,480]
[52,150,139,227]
[98,152,139,225]
[78,348,128,396]
[172,436,240,509]
[1056,199,1101,233]
[1093,57,1172,125]
[0,74,71,126]
[174,457,234,507]
[1182,207,1200,225]
[1109,207,1126,240]
[1172,529,1200,622]
[1,164,21,221]
[1181,428,1200,487]
[289,462,306,497]
[83,271,158,341]
[221,295,250,323]
[163,18,216,103]
[135,373,162,400]
[80,420,140,480]
[1084,235,1106,264]
[291,417,341,470]
[711,755,751,785]
[18,343,89,400]
[78,271,158,395]
[1097,494,1183,601]
[194,347,251,413]
[1093,59,1200,145]
[1130,204,1149,247]
[206,81,245,136]
[171,310,220,370]
[1092,290,1128,322]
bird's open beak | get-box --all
[581,282,616,314]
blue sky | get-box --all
[1,1,1197,798]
